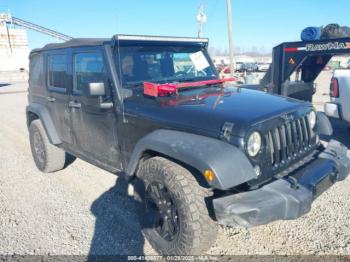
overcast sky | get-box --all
[1,0,349,53]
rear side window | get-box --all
[74,52,105,93]
[48,54,68,89]
[29,53,45,87]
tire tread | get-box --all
[136,156,217,255]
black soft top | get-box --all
[30,35,209,54]
[31,38,110,53]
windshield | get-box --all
[115,45,218,87]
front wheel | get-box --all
[133,157,217,255]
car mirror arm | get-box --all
[98,96,114,109]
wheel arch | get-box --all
[26,103,62,145]
[126,129,257,190]
[316,111,333,136]
[136,149,211,189]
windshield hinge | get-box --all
[220,122,234,141]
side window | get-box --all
[74,52,105,93]
[48,54,68,89]
[29,53,45,87]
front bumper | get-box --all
[213,140,350,228]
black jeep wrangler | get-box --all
[27,35,350,255]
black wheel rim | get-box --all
[144,181,179,241]
[33,131,45,164]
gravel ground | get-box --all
[0,75,349,256]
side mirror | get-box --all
[86,82,113,109]
[87,82,106,96]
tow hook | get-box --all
[287,176,299,189]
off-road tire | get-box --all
[133,156,217,255]
[29,119,66,173]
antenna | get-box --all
[196,2,207,38]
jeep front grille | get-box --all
[267,115,313,168]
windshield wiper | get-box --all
[176,77,214,83]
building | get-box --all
[0,23,30,71]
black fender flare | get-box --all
[316,111,333,136]
[26,103,61,145]
[126,129,257,190]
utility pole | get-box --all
[197,2,207,38]
[226,0,235,76]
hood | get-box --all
[125,86,312,138]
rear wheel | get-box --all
[133,157,217,255]
[29,119,67,173]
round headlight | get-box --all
[247,131,262,157]
[308,111,316,129]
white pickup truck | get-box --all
[325,69,350,123]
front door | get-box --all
[68,47,121,169]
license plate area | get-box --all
[291,158,338,198]
[312,173,336,198]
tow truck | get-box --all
[250,37,350,102]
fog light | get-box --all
[254,165,261,177]
[204,170,215,182]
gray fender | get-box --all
[126,129,257,190]
[316,111,333,136]
[26,103,61,145]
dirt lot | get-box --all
[0,73,350,256]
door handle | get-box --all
[68,101,81,109]
[47,96,56,102]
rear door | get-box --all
[68,46,121,169]
[46,51,72,144]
